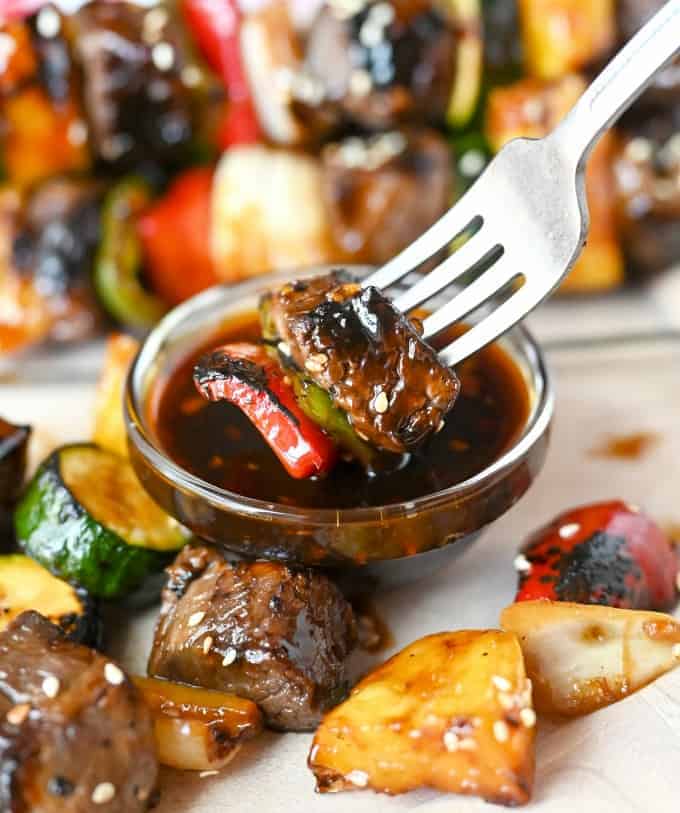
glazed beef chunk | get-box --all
[613,112,680,276]
[72,0,195,168]
[265,271,460,453]
[148,545,356,731]
[0,611,158,813]
[321,129,454,264]
[12,179,103,343]
[295,0,458,131]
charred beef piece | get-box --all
[72,1,195,168]
[613,112,680,276]
[12,179,103,343]
[0,611,158,812]
[294,0,457,132]
[148,544,356,731]
[265,271,460,453]
[321,129,454,264]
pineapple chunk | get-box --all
[518,0,616,80]
[308,630,535,805]
[486,76,623,294]
[134,676,262,771]
[501,601,680,717]
[92,334,140,458]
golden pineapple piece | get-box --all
[501,601,680,717]
[308,630,535,806]
[517,0,616,80]
[2,87,90,190]
[486,76,623,294]
[92,334,140,458]
[134,676,262,771]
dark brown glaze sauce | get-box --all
[151,311,530,509]
[590,431,659,460]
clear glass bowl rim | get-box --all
[125,268,554,528]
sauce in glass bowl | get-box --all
[151,310,530,510]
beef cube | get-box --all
[0,611,158,812]
[266,271,460,453]
[321,129,454,265]
[148,545,356,731]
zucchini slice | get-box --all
[445,0,483,129]
[15,444,188,600]
[0,554,101,646]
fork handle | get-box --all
[555,0,680,165]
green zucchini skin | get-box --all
[15,444,174,601]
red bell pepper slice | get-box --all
[137,167,218,307]
[515,500,679,611]
[181,0,261,147]
[193,342,338,479]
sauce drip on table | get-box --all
[152,311,530,509]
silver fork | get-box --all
[363,0,680,367]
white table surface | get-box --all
[3,277,680,813]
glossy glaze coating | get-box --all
[148,545,356,731]
[0,612,157,813]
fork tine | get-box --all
[422,255,517,341]
[363,195,482,291]
[437,280,545,367]
[393,230,501,313]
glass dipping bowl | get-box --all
[125,267,553,588]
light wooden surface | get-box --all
[3,290,680,812]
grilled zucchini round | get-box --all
[15,444,188,600]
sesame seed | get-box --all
[278,342,291,356]
[559,523,580,538]
[181,65,203,88]
[91,782,116,805]
[136,787,150,802]
[497,693,515,711]
[513,554,532,573]
[458,737,477,751]
[520,708,537,728]
[305,356,323,373]
[42,676,60,698]
[345,770,369,787]
[199,770,219,778]
[443,731,459,751]
[349,69,372,97]
[222,648,237,666]
[672,643,680,660]
[459,149,487,179]
[493,720,510,743]
[522,98,544,124]
[151,42,175,72]
[492,676,512,692]
[374,391,389,414]
[104,663,125,686]
[188,611,206,627]
[203,636,214,655]
[67,119,88,147]
[36,6,61,38]
[6,704,30,725]
[625,137,654,163]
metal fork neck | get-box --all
[554,0,680,168]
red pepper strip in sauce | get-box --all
[181,0,262,147]
[515,500,679,611]
[193,343,338,479]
